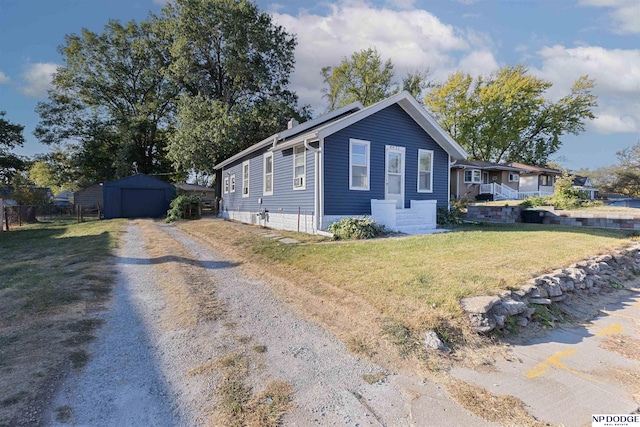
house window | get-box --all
[417,149,433,193]
[242,160,250,197]
[263,152,273,196]
[230,174,236,193]
[293,145,305,190]
[509,173,520,182]
[540,175,553,186]
[464,169,482,184]
[223,176,229,194]
[349,139,370,190]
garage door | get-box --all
[121,188,168,218]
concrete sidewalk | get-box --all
[452,289,640,427]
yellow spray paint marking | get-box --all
[525,349,603,384]
[594,323,623,336]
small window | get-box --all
[242,160,250,197]
[230,174,236,193]
[539,175,553,186]
[464,169,482,184]
[350,139,370,190]
[263,152,273,196]
[418,149,433,193]
[293,145,305,190]
[223,176,229,194]
[509,173,520,182]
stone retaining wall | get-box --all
[461,242,640,333]
[465,205,523,223]
[465,205,640,231]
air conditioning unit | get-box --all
[294,177,304,187]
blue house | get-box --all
[214,91,468,234]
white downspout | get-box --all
[304,139,321,232]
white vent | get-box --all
[288,118,299,129]
[294,177,304,187]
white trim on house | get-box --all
[508,173,519,182]
[230,174,236,193]
[349,138,370,191]
[242,160,250,198]
[293,145,306,190]
[223,176,229,194]
[417,149,434,193]
[263,152,273,196]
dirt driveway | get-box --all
[43,220,491,426]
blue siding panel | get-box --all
[103,174,175,219]
[323,104,449,215]
[221,144,315,216]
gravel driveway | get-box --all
[43,220,490,426]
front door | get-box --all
[385,145,405,209]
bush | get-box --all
[165,194,203,223]
[327,217,385,240]
[437,206,463,226]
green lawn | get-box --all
[245,223,635,323]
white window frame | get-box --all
[230,174,236,193]
[263,152,274,196]
[417,149,434,193]
[293,145,306,190]
[508,173,519,182]
[223,176,229,194]
[464,169,482,184]
[349,138,370,191]
[242,160,250,198]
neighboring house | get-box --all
[175,183,217,204]
[450,160,525,200]
[74,183,104,210]
[506,162,562,198]
[54,189,74,207]
[214,91,468,234]
[103,174,175,219]
[572,175,598,200]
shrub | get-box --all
[327,217,385,240]
[437,206,463,226]
[165,194,203,223]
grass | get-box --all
[0,218,124,426]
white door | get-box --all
[385,145,405,209]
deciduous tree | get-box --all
[35,19,180,182]
[0,111,26,185]
[162,0,310,173]
[424,65,597,165]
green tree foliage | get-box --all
[162,0,310,173]
[0,111,26,185]
[321,48,395,110]
[35,19,180,183]
[587,141,640,197]
[424,65,597,165]
[28,149,78,194]
[321,48,431,111]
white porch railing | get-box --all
[480,183,519,200]
[480,183,553,200]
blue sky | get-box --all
[1,0,638,170]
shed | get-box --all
[74,183,104,210]
[103,174,175,219]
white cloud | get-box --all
[20,62,58,98]
[579,0,640,34]
[271,1,496,112]
[0,71,9,84]
[535,45,640,98]
[532,45,640,135]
